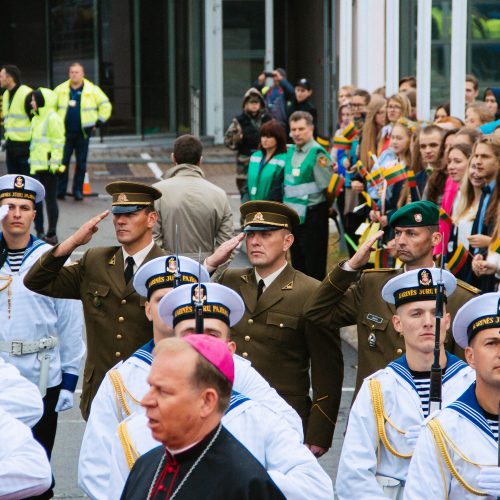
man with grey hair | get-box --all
[284,111,334,280]
[121,335,285,499]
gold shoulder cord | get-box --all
[369,378,413,462]
[428,418,493,498]
[0,276,13,319]
[118,420,140,471]
[108,369,141,418]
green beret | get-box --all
[389,201,439,228]
[240,201,300,231]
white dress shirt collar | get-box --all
[122,240,155,273]
[255,262,288,292]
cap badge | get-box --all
[117,193,129,202]
[192,284,207,305]
[166,257,177,274]
[414,213,422,223]
[253,212,264,222]
[418,269,433,287]
[14,176,25,189]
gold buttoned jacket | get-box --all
[218,264,343,449]
[304,262,479,397]
[24,244,165,419]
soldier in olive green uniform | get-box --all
[208,201,343,457]
[24,182,164,419]
[304,201,479,397]
[285,111,334,280]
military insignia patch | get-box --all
[318,156,329,168]
[117,193,129,202]
[253,212,264,222]
[414,213,422,223]
[192,283,207,305]
[418,269,433,286]
[14,176,25,189]
[166,256,177,274]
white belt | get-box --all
[0,336,58,356]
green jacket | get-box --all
[247,151,285,201]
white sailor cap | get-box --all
[0,174,45,204]
[133,255,211,299]
[382,268,457,307]
[158,282,245,328]
[452,292,500,348]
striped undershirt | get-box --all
[7,248,26,273]
[409,367,448,417]
[484,411,499,442]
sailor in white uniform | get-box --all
[405,292,500,499]
[336,268,476,500]
[107,282,332,499]
[79,256,302,499]
[0,174,84,467]
[0,406,52,499]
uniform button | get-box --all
[244,335,250,341]
[121,299,127,305]
[279,323,284,328]
[242,352,248,358]
[116,334,122,340]
[396,348,403,355]
[248,319,253,325]
[115,352,121,357]
[118,316,125,323]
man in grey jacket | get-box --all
[153,135,234,260]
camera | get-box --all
[264,71,274,77]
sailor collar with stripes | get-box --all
[0,234,47,273]
[131,339,249,414]
[447,382,498,443]
[387,352,468,394]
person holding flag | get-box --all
[336,267,475,499]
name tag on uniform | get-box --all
[69,100,77,107]
[367,313,383,324]
[292,168,300,177]
[250,187,257,195]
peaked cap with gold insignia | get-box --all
[240,200,300,231]
[105,181,161,214]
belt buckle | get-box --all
[11,341,23,356]
[39,338,50,350]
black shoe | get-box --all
[74,191,83,201]
[43,233,58,245]
[57,194,66,200]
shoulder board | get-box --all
[362,267,394,273]
[456,280,480,295]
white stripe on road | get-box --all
[342,387,355,391]
[141,152,163,180]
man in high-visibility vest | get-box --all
[54,62,112,201]
[0,65,33,175]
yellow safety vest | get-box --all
[30,88,65,174]
[2,84,32,142]
[53,78,112,134]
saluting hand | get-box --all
[347,229,384,271]
[54,211,110,257]
[206,233,246,270]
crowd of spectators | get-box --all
[225,70,500,292]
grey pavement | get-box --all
[1,147,358,499]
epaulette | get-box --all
[456,280,481,295]
[362,267,394,273]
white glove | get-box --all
[0,205,9,222]
[404,424,422,448]
[477,466,500,496]
[55,389,74,412]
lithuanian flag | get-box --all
[360,191,373,208]
[328,173,345,198]
[370,168,383,184]
[407,169,417,188]
[446,244,470,276]
[439,208,453,225]
[333,136,352,150]
[342,121,358,140]
[374,248,392,268]
[490,237,500,254]
[355,161,376,186]
[383,164,407,186]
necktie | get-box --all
[124,256,135,284]
[257,279,265,300]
